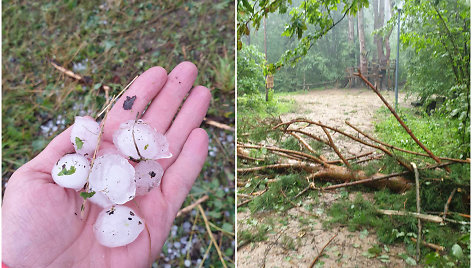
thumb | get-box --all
[26,126,75,174]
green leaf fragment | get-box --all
[80,191,96,200]
[58,165,76,176]
[451,244,463,258]
[144,144,149,150]
[75,137,84,149]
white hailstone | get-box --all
[93,205,144,247]
[89,154,136,205]
[134,160,164,196]
[113,119,172,161]
[51,153,90,191]
[88,191,114,208]
[71,116,100,157]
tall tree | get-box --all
[357,7,367,75]
[373,0,386,88]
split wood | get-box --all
[412,162,421,262]
[308,233,337,268]
[355,72,449,172]
[377,209,443,223]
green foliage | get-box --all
[237,0,369,68]
[375,107,469,160]
[248,174,309,212]
[80,191,96,200]
[238,221,272,245]
[326,190,470,265]
[75,137,84,150]
[57,165,76,176]
[395,0,470,140]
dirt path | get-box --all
[238,88,417,267]
[280,88,412,159]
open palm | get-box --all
[2,62,211,268]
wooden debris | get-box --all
[410,238,445,252]
[377,209,443,223]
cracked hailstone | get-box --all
[134,160,164,196]
[93,205,144,247]
[89,154,136,205]
[70,116,100,157]
[88,191,114,208]
[113,119,172,160]
[51,154,90,191]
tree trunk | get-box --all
[264,16,268,101]
[348,15,354,43]
[357,8,367,75]
[347,15,355,87]
[373,0,386,89]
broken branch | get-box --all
[355,72,448,172]
[321,126,351,168]
[443,188,457,221]
[378,209,443,223]
[410,238,445,252]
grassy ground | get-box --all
[2,0,234,266]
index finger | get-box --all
[103,66,168,141]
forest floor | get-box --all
[238,88,419,267]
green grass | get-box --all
[374,107,469,159]
[2,0,234,266]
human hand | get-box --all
[2,62,211,267]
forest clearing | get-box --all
[237,0,470,266]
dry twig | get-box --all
[176,195,209,218]
[197,204,227,268]
[443,188,457,221]
[309,233,337,268]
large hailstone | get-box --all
[134,160,164,196]
[71,116,100,157]
[113,120,172,161]
[88,191,114,208]
[51,154,90,191]
[93,205,144,247]
[89,154,136,204]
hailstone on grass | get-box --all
[113,119,172,161]
[134,160,164,196]
[93,205,144,247]
[70,116,100,157]
[89,154,136,205]
[51,153,90,191]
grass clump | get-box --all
[248,174,309,213]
